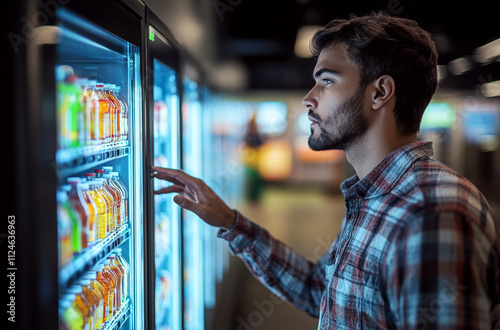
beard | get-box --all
[308,85,369,151]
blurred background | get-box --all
[8,0,500,329]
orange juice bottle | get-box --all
[67,285,93,330]
[94,264,111,324]
[87,181,107,242]
[95,170,116,232]
[111,172,128,225]
[107,254,123,311]
[103,174,122,229]
[82,272,106,330]
[94,177,115,234]
[115,248,129,303]
[67,178,90,250]
[102,84,117,143]
[101,260,117,320]
[78,279,97,329]
[95,83,110,144]
[79,182,97,247]
[114,86,128,141]
[105,84,122,142]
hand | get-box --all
[151,166,236,229]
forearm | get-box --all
[218,211,326,317]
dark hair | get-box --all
[311,13,438,134]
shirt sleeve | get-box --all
[218,210,329,317]
[383,209,498,329]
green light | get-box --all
[149,28,155,42]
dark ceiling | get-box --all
[213,0,500,91]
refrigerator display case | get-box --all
[15,1,146,329]
[182,77,206,330]
[146,11,183,330]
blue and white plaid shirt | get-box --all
[218,141,500,329]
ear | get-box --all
[370,75,395,110]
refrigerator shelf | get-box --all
[59,224,131,292]
[56,141,130,178]
[103,298,132,330]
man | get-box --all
[152,13,500,329]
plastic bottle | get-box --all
[101,260,117,320]
[67,178,91,250]
[79,182,97,247]
[103,174,122,229]
[115,248,129,303]
[95,83,110,144]
[77,279,98,329]
[60,294,84,330]
[66,75,85,148]
[115,86,128,141]
[107,254,123,311]
[81,79,99,146]
[60,185,82,255]
[111,172,128,225]
[94,174,115,234]
[105,84,121,143]
[94,264,111,323]
[67,285,93,330]
[57,191,73,267]
[88,181,107,241]
[81,272,105,330]
[111,85,125,142]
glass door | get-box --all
[55,6,143,330]
[147,17,182,330]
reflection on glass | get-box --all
[153,59,181,330]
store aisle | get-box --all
[232,185,346,330]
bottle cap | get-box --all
[110,172,119,177]
[67,286,83,294]
[94,169,105,174]
[78,182,89,190]
[101,259,111,265]
[115,248,122,252]
[83,272,97,280]
[67,177,82,184]
[84,173,95,177]
[103,174,112,179]
[60,184,71,191]
[102,166,113,172]
[107,253,116,258]
[93,264,104,271]
[78,279,91,286]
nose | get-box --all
[302,87,316,109]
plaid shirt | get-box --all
[218,141,500,329]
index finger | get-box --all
[151,166,188,185]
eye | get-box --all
[323,78,333,85]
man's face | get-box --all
[302,43,369,151]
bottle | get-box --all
[60,294,84,330]
[67,285,93,330]
[60,185,82,256]
[81,272,105,330]
[67,178,91,250]
[94,264,111,323]
[115,248,129,304]
[111,85,125,142]
[57,191,73,267]
[95,83,110,144]
[79,182,97,247]
[103,174,122,229]
[94,174,115,234]
[81,80,99,146]
[101,260,117,320]
[115,86,128,141]
[111,172,128,225]
[66,75,85,148]
[105,84,122,143]
[78,279,98,329]
[87,181,107,241]
[107,254,123,311]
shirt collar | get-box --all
[340,141,434,199]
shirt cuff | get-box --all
[217,210,259,253]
